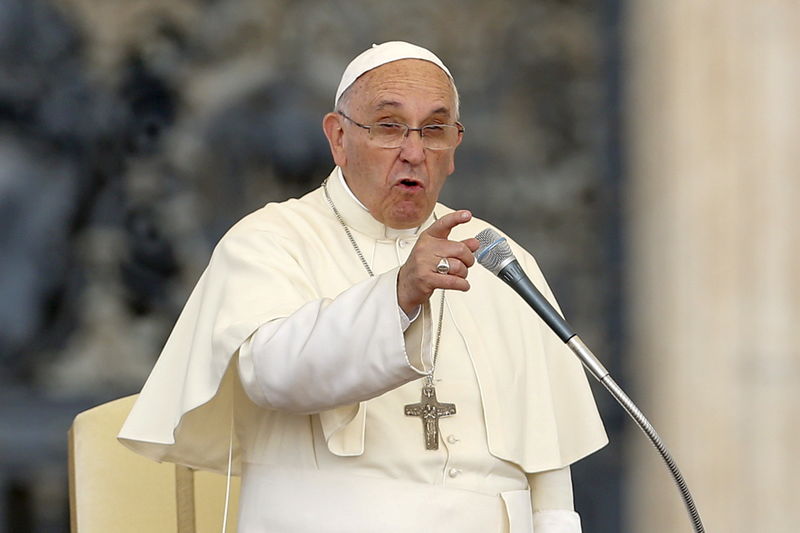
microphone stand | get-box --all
[474,230,706,532]
[566,335,706,533]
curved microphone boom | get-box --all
[474,228,706,533]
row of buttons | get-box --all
[446,433,461,477]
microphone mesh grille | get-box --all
[475,228,515,275]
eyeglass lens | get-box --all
[370,123,460,150]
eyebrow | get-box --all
[373,100,452,118]
[374,100,401,111]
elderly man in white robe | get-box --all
[119,42,608,533]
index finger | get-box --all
[426,210,472,239]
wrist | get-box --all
[396,266,419,315]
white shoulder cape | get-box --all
[118,170,608,474]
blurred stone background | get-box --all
[0,0,626,531]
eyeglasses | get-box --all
[338,111,464,150]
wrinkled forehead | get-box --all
[347,59,457,116]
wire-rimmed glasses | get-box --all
[338,111,464,150]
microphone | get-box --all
[473,227,706,533]
[474,228,575,343]
[474,227,608,380]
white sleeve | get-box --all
[527,467,582,533]
[237,267,433,414]
[400,304,422,330]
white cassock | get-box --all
[118,168,608,533]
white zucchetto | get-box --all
[335,41,453,106]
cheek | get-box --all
[345,142,376,176]
[430,152,456,183]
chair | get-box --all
[68,395,239,533]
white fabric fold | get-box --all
[118,167,607,477]
[239,464,512,533]
[501,489,535,533]
[528,467,575,512]
[532,510,582,533]
[238,268,430,414]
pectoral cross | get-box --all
[404,384,456,450]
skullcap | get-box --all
[335,41,453,106]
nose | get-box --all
[399,129,425,164]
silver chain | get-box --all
[323,178,374,277]
[322,177,445,381]
[427,292,446,386]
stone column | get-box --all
[625,2,799,532]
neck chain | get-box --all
[323,177,456,450]
[322,178,445,380]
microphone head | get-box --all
[474,228,516,275]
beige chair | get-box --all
[68,395,240,533]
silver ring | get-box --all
[436,258,450,275]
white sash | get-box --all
[237,463,534,533]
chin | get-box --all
[387,211,428,229]
[382,198,434,228]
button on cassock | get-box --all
[448,468,462,478]
[446,434,459,444]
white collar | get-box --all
[326,167,434,240]
[337,167,369,212]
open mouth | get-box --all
[397,178,423,190]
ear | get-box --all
[447,128,464,175]
[322,112,347,168]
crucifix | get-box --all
[404,384,456,450]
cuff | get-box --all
[532,510,582,533]
[398,304,422,331]
[395,271,432,375]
